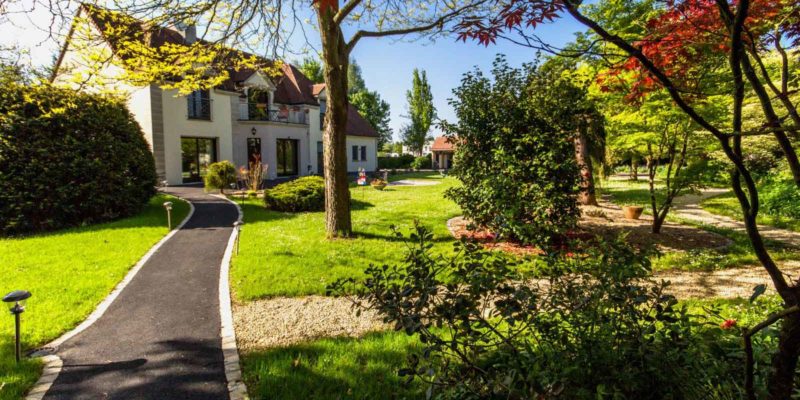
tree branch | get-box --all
[333,0,362,25]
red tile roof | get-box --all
[431,136,455,151]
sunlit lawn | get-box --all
[230,174,461,299]
[0,194,189,400]
[701,192,800,232]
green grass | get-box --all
[0,194,189,400]
[231,174,461,299]
[241,332,423,400]
[600,179,800,271]
[701,191,800,232]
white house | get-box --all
[53,5,379,185]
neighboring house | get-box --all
[431,136,455,169]
[402,140,432,157]
[53,5,378,185]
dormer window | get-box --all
[187,89,211,120]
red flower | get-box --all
[721,319,737,330]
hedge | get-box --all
[0,82,157,235]
[378,154,415,169]
[264,176,325,212]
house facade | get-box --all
[431,136,455,169]
[53,6,378,185]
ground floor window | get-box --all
[277,138,299,176]
[352,145,359,161]
[317,141,323,175]
[360,145,367,161]
[181,137,217,183]
[247,137,262,165]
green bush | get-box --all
[0,81,156,235]
[204,161,237,193]
[443,57,580,246]
[264,176,325,212]
[761,167,800,219]
[378,154,414,169]
[411,156,432,170]
[330,224,755,399]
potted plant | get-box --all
[622,204,644,220]
[371,178,387,191]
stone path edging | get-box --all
[211,194,249,400]
[25,195,196,400]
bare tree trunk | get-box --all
[319,6,352,238]
[630,157,638,181]
[574,132,597,205]
[769,312,800,399]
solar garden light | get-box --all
[161,179,169,188]
[163,201,173,230]
[233,221,244,254]
[3,290,31,363]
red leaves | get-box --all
[312,0,339,12]
[455,0,565,46]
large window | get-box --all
[181,137,217,183]
[247,137,262,165]
[187,89,211,120]
[276,139,299,176]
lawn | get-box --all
[0,194,189,400]
[701,191,800,232]
[231,174,461,299]
[241,331,423,400]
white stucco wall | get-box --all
[161,88,235,184]
[346,136,378,173]
[232,122,311,180]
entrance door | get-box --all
[181,137,217,183]
[276,138,299,177]
[247,137,262,165]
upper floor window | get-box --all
[352,145,359,162]
[187,89,211,120]
[360,146,367,161]
[319,100,326,130]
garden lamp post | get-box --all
[163,201,173,230]
[3,290,31,363]
[233,221,244,254]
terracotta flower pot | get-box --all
[623,206,644,220]
[371,182,387,191]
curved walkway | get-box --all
[672,188,800,248]
[39,187,239,400]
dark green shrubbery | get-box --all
[378,154,415,169]
[761,164,800,220]
[0,81,156,235]
[264,176,325,212]
[442,57,580,247]
[330,224,763,399]
[411,156,432,170]
[204,160,237,193]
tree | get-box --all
[299,56,324,83]
[402,68,436,156]
[455,0,800,397]
[350,89,393,147]
[347,59,366,94]
[50,0,489,238]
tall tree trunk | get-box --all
[318,5,352,237]
[574,132,597,205]
[630,157,639,181]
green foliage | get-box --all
[761,166,800,220]
[330,224,753,399]
[0,81,156,235]
[350,89,392,148]
[264,176,325,212]
[378,154,414,169]
[204,160,237,193]
[298,57,324,84]
[401,68,435,155]
[347,59,367,94]
[443,56,580,246]
[411,156,431,170]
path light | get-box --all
[233,221,244,254]
[163,201,173,230]
[161,179,169,188]
[3,290,31,363]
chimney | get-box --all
[174,22,197,44]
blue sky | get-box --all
[1,5,587,142]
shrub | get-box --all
[442,57,580,247]
[264,176,325,212]
[330,224,751,399]
[0,81,156,235]
[378,154,415,169]
[204,161,237,193]
[411,156,431,170]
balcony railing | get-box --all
[239,103,308,125]
[187,98,212,120]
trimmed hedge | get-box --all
[0,82,157,235]
[411,156,432,170]
[264,176,325,212]
[378,154,414,169]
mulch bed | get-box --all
[447,203,732,257]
